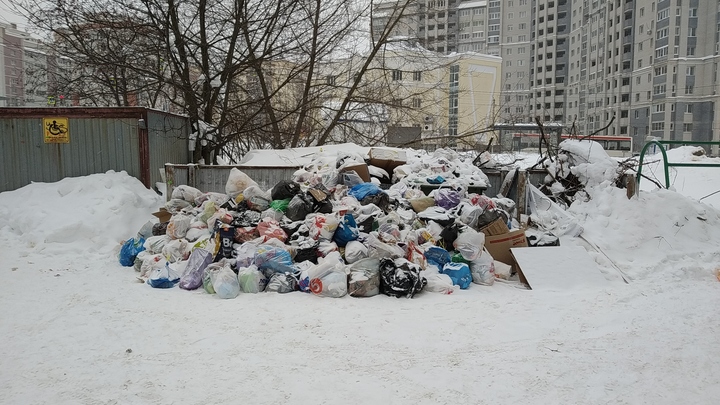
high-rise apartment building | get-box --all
[373,0,720,151]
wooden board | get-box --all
[510,246,610,291]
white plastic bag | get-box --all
[148,262,180,288]
[144,235,170,254]
[166,214,192,239]
[225,168,258,200]
[162,239,189,263]
[171,185,203,204]
[308,262,347,298]
[423,272,455,294]
[454,230,485,261]
[470,250,496,286]
[365,233,405,259]
[344,240,368,264]
[493,260,512,280]
[210,264,241,299]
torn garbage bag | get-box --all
[348,258,380,297]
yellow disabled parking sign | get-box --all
[43,117,70,143]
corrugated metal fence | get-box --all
[0,107,190,192]
[165,164,300,199]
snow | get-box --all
[2,157,720,403]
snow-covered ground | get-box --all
[2,150,720,404]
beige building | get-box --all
[319,41,501,149]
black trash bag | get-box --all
[294,244,320,264]
[271,180,301,201]
[379,258,427,298]
[437,223,461,251]
[286,193,314,221]
[152,222,168,236]
[527,232,560,247]
[361,192,390,213]
[281,221,304,239]
[314,200,333,214]
[231,210,262,228]
[356,215,376,233]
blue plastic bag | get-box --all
[333,213,359,247]
[348,183,383,201]
[425,246,451,269]
[441,262,472,289]
[148,263,180,289]
[254,245,295,274]
[119,237,145,267]
[426,175,445,184]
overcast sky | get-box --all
[0,0,28,29]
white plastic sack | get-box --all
[225,168,258,200]
[162,239,189,263]
[308,262,347,298]
[210,265,241,299]
[470,250,496,286]
[171,185,203,204]
[494,260,512,280]
[144,235,170,254]
[423,272,455,294]
[344,240,368,264]
[167,214,192,239]
[454,230,485,261]
[365,233,405,259]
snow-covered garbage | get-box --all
[119,145,537,296]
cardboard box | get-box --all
[484,228,528,266]
[368,147,407,175]
[339,163,370,183]
[479,217,510,236]
[151,207,172,223]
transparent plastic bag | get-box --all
[225,168,258,200]
[348,258,380,297]
[171,185,203,204]
[211,265,241,299]
[162,238,189,263]
[166,214,192,239]
[423,272,455,294]
[344,240,368,264]
[237,265,267,293]
[308,262,347,298]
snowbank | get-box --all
[0,171,162,261]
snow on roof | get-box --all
[238,143,373,167]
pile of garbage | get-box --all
[119,147,525,299]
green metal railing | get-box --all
[637,140,720,189]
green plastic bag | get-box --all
[270,198,291,213]
[202,269,215,294]
[451,252,470,264]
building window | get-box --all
[326,75,336,85]
[683,123,693,132]
[684,85,694,94]
[687,47,695,56]
[652,122,665,131]
[686,104,693,113]
[392,70,402,81]
[413,71,422,81]
[657,9,669,21]
[689,8,697,17]
[412,98,422,108]
[686,67,695,76]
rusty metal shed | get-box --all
[0,107,191,193]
